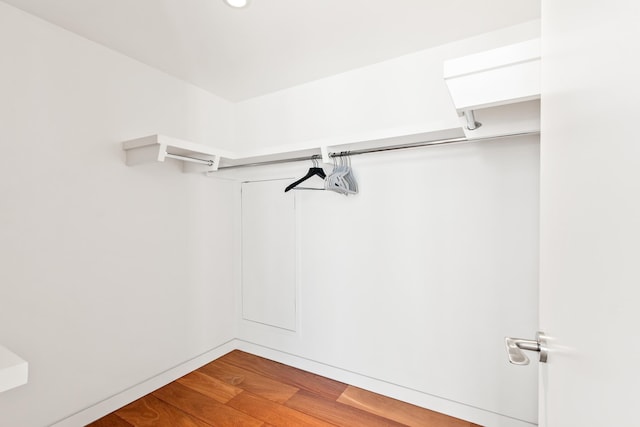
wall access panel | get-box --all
[241,180,297,331]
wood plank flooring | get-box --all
[88,350,482,427]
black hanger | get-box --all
[284,157,326,192]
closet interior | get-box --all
[0,4,542,426]
[117,38,541,427]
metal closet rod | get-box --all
[165,131,537,170]
[165,152,215,166]
[216,131,538,170]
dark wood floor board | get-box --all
[177,370,243,404]
[88,413,133,427]
[197,358,298,404]
[115,395,212,427]
[152,382,263,427]
[285,389,407,427]
[88,350,484,427]
[226,391,337,427]
[220,350,348,400]
[337,386,474,427]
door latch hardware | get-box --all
[505,331,548,365]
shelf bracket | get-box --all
[0,345,28,393]
[321,146,331,164]
[463,110,481,131]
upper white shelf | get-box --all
[444,39,540,112]
[443,38,541,138]
[0,345,28,393]
[122,134,235,172]
[123,40,541,174]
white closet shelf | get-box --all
[122,42,541,174]
[123,40,541,174]
[122,134,235,173]
[122,126,466,173]
[444,38,541,138]
[0,345,28,393]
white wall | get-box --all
[227,19,542,426]
[234,20,540,151]
[234,135,540,426]
[0,3,237,426]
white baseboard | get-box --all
[51,340,238,427]
[234,340,536,427]
[53,339,536,427]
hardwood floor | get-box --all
[88,350,481,427]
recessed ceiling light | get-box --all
[224,0,249,8]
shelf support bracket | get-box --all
[321,146,331,164]
[464,110,481,131]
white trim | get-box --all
[234,341,537,427]
[51,340,238,427]
[53,339,536,427]
[443,39,540,79]
[0,345,28,393]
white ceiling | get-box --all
[3,0,540,101]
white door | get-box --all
[539,1,640,425]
